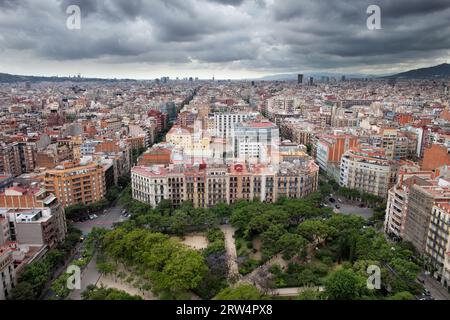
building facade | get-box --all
[339,147,397,197]
[0,246,16,300]
[44,162,106,207]
[131,161,319,209]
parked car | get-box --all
[329,198,336,203]
[335,204,341,209]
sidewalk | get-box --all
[68,254,101,300]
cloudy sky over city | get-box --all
[0,0,449,79]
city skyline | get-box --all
[0,0,449,79]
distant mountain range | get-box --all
[0,72,136,83]
[255,72,372,81]
[1,63,449,84]
[256,63,450,81]
[383,63,450,79]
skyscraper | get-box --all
[297,74,303,84]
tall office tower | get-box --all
[308,77,314,86]
[341,75,346,81]
[297,74,303,84]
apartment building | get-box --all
[331,107,358,127]
[138,147,172,166]
[166,124,212,160]
[100,118,122,138]
[131,160,319,209]
[384,172,434,239]
[0,141,38,177]
[0,184,67,248]
[403,184,450,254]
[213,111,258,138]
[425,202,450,288]
[422,144,450,171]
[369,129,418,160]
[267,96,302,114]
[166,126,194,149]
[233,120,280,165]
[44,161,106,207]
[339,146,397,197]
[147,110,168,133]
[0,246,16,300]
[316,134,358,179]
[280,120,316,147]
[0,216,9,246]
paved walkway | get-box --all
[239,254,288,292]
[271,286,325,297]
[68,254,101,300]
[220,225,240,280]
[98,274,156,300]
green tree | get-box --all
[210,202,232,220]
[154,249,208,292]
[261,224,286,256]
[276,233,308,259]
[215,284,265,300]
[118,175,131,189]
[387,291,414,300]
[97,262,117,277]
[106,186,120,203]
[82,285,142,300]
[51,273,71,299]
[9,282,35,300]
[325,269,364,300]
[296,288,324,300]
[298,220,337,245]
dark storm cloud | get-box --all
[0,0,449,76]
[0,0,22,8]
[206,0,245,6]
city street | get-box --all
[328,197,374,219]
[73,205,125,235]
[66,204,126,299]
[420,273,450,300]
[336,203,374,219]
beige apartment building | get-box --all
[403,184,450,254]
[44,161,106,207]
[339,146,397,197]
[425,202,450,288]
[131,160,319,209]
[0,246,16,300]
[384,172,433,239]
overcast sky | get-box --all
[0,0,449,79]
